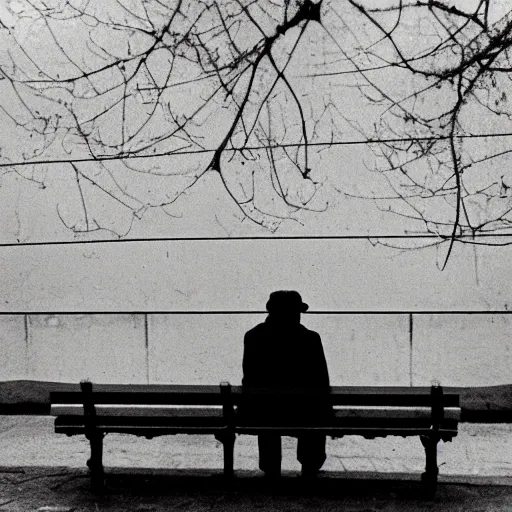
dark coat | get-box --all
[242,317,330,388]
[240,317,331,424]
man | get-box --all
[241,290,331,478]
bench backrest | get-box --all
[230,385,460,432]
[50,382,233,429]
[51,382,460,435]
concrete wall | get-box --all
[2,223,511,388]
[2,240,512,313]
[0,315,27,381]
[25,315,147,383]
[412,314,512,386]
[1,313,510,386]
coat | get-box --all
[239,317,331,425]
[242,317,330,387]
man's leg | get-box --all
[297,434,326,476]
[258,434,282,476]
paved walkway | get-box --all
[1,417,511,511]
[0,417,511,482]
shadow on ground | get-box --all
[1,467,512,512]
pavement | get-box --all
[1,417,511,480]
[0,417,511,511]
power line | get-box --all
[0,310,510,315]
[2,132,512,169]
[2,233,512,248]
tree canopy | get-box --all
[1,0,512,266]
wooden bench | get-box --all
[50,381,460,495]
[50,381,236,491]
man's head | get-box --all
[266,290,308,323]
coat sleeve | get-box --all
[242,331,257,387]
[312,332,330,387]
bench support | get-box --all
[222,432,236,478]
[420,435,439,496]
[420,383,443,497]
[81,380,105,492]
[220,381,236,479]
[86,431,105,492]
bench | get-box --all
[50,381,460,495]
[50,381,236,491]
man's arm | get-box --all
[313,332,330,387]
[242,331,257,387]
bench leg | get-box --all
[420,435,438,498]
[222,433,236,479]
[86,432,104,492]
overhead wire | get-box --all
[1,133,511,247]
[0,233,512,248]
[0,310,511,315]
[1,132,512,169]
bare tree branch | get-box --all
[2,0,512,265]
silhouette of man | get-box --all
[242,290,330,477]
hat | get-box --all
[266,290,309,313]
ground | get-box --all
[1,466,512,512]
[0,416,511,511]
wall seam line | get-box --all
[145,314,149,384]
[409,313,413,387]
[24,314,29,378]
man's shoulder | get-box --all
[244,322,267,338]
[299,324,321,341]
[299,324,317,334]
[244,322,321,341]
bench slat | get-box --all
[55,425,228,436]
[51,391,224,405]
[54,416,457,431]
[232,386,459,407]
[53,384,221,394]
[51,386,459,407]
[234,385,454,394]
[234,395,459,407]
[332,406,461,420]
[236,418,458,429]
[54,421,458,438]
[51,404,223,417]
[51,404,461,421]
[234,426,458,437]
